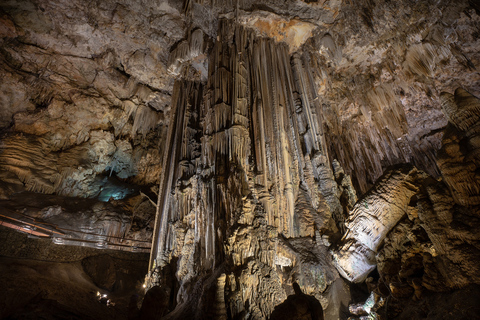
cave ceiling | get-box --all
[0,0,478,197]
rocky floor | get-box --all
[0,226,149,320]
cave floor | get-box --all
[0,226,149,320]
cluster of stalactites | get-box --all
[201,22,251,171]
[168,28,206,77]
[149,19,333,278]
[149,80,205,271]
[205,21,331,238]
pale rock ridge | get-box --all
[332,165,424,283]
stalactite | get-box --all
[150,80,204,270]
[147,18,351,319]
[131,104,161,137]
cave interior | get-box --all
[0,0,480,319]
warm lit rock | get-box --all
[438,88,480,207]
[332,165,425,283]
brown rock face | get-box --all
[81,254,117,291]
[1,0,480,319]
[438,88,480,207]
[0,0,173,199]
[367,91,480,318]
[317,0,480,193]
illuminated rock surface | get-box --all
[0,0,479,319]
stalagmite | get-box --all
[332,165,424,282]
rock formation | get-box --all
[0,0,480,319]
[333,164,425,283]
[145,20,344,319]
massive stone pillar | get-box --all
[145,19,349,319]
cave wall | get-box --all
[0,0,182,198]
[315,0,480,193]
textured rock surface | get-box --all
[349,91,480,319]
[0,0,479,319]
[332,164,425,283]
[0,0,173,199]
[315,0,480,193]
[438,88,480,207]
